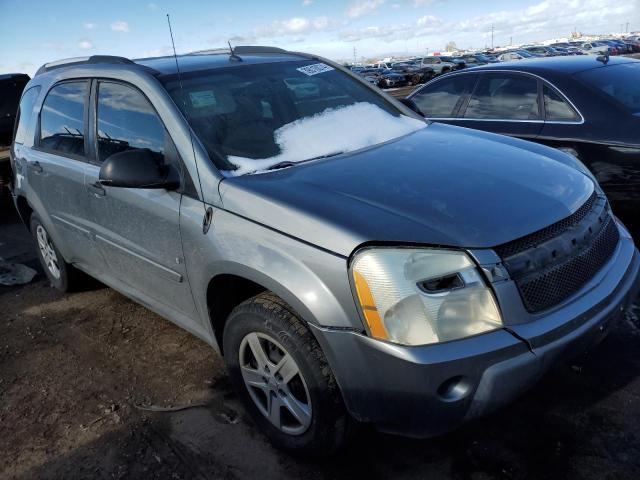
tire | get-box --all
[30,214,81,292]
[223,292,353,455]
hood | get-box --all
[220,123,594,257]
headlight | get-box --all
[351,248,502,346]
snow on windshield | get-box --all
[224,102,426,176]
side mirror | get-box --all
[99,149,180,190]
[400,97,424,116]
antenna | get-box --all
[166,14,212,233]
[227,40,243,62]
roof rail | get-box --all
[35,55,135,76]
[188,45,289,56]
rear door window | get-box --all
[543,85,580,121]
[463,73,540,120]
[411,74,477,118]
[96,81,166,163]
[14,86,41,144]
[39,81,88,156]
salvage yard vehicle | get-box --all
[0,73,30,184]
[406,56,640,238]
[413,55,458,75]
[9,48,640,455]
[438,55,467,70]
[524,45,562,56]
[390,62,436,84]
[579,41,613,55]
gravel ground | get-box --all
[1,184,640,479]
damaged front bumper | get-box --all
[311,233,640,438]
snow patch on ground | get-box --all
[224,102,426,176]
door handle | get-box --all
[88,181,106,197]
[30,161,43,174]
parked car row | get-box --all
[352,36,639,87]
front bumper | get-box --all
[311,233,640,438]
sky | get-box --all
[1,0,638,76]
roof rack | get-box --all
[187,45,289,56]
[35,55,135,76]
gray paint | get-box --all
[221,123,594,256]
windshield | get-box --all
[576,62,640,113]
[160,60,424,175]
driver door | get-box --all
[84,79,197,319]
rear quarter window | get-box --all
[13,86,41,144]
[543,85,580,122]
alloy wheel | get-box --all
[36,225,61,280]
[239,332,312,435]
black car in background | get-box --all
[0,73,30,145]
[461,53,499,66]
[438,55,467,70]
[391,62,436,84]
[405,56,640,237]
[524,45,562,56]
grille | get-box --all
[495,191,597,259]
[516,216,619,312]
[495,192,620,313]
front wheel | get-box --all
[223,292,352,455]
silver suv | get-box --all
[9,48,640,455]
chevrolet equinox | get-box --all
[9,48,640,455]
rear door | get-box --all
[28,80,99,268]
[83,79,197,318]
[456,72,544,139]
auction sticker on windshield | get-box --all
[296,63,335,76]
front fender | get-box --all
[179,196,364,340]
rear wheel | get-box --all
[30,215,81,292]
[223,292,352,455]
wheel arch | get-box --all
[204,262,332,354]
[15,195,33,230]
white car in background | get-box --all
[498,51,528,62]
[412,56,457,74]
[579,42,609,55]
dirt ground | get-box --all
[1,186,640,480]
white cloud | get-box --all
[346,0,386,18]
[83,22,97,30]
[78,40,93,50]
[417,15,440,27]
[338,0,637,49]
[302,0,313,5]
[253,16,340,38]
[110,21,130,32]
[412,0,437,6]
[148,2,158,10]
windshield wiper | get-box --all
[266,151,345,171]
